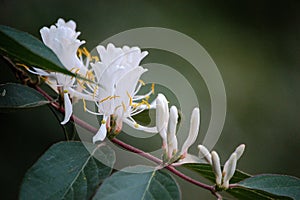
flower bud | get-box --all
[156,94,169,147]
[234,144,245,160]
[211,151,222,185]
[167,106,178,158]
[181,107,200,157]
[197,144,212,164]
[222,152,237,189]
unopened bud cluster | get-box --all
[155,93,200,163]
[198,144,245,189]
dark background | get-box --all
[0,0,300,199]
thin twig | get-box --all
[35,85,218,196]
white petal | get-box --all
[61,92,72,125]
[211,151,222,185]
[181,107,200,156]
[198,144,212,164]
[222,152,237,189]
[114,66,147,117]
[92,116,108,143]
[123,118,157,133]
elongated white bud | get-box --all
[181,107,200,157]
[156,94,169,148]
[197,145,212,164]
[234,144,245,160]
[222,152,237,189]
[61,92,72,125]
[211,151,222,185]
[167,106,178,158]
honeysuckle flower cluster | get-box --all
[198,144,246,189]
[24,19,246,181]
[85,44,155,143]
[26,18,157,142]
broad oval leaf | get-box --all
[234,174,300,200]
[93,165,181,200]
[0,83,49,111]
[184,164,294,199]
[20,141,115,200]
[0,25,76,77]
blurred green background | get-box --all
[1,0,300,199]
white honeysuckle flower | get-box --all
[40,18,89,124]
[222,153,237,189]
[167,106,178,158]
[27,18,89,125]
[211,151,222,185]
[180,107,200,157]
[198,144,212,164]
[90,43,156,143]
[40,18,86,73]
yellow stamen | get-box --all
[63,89,68,93]
[77,48,83,58]
[92,56,99,62]
[122,102,127,112]
[151,83,155,94]
[82,47,91,59]
[85,70,95,81]
[70,67,80,74]
[138,79,145,86]
[82,99,87,111]
[93,85,98,98]
[77,79,86,89]
[101,119,106,124]
[109,95,120,100]
[145,95,150,100]
[142,99,151,109]
[134,123,139,128]
[16,63,30,70]
[127,92,133,106]
[99,95,120,103]
[100,96,111,103]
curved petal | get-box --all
[61,92,73,125]
[114,66,147,118]
[92,115,108,143]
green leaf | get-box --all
[226,187,292,200]
[234,174,300,200]
[93,165,181,200]
[0,83,49,111]
[184,164,294,199]
[20,141,115,200]
[0,25,76,77]
[183,163,251,184]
